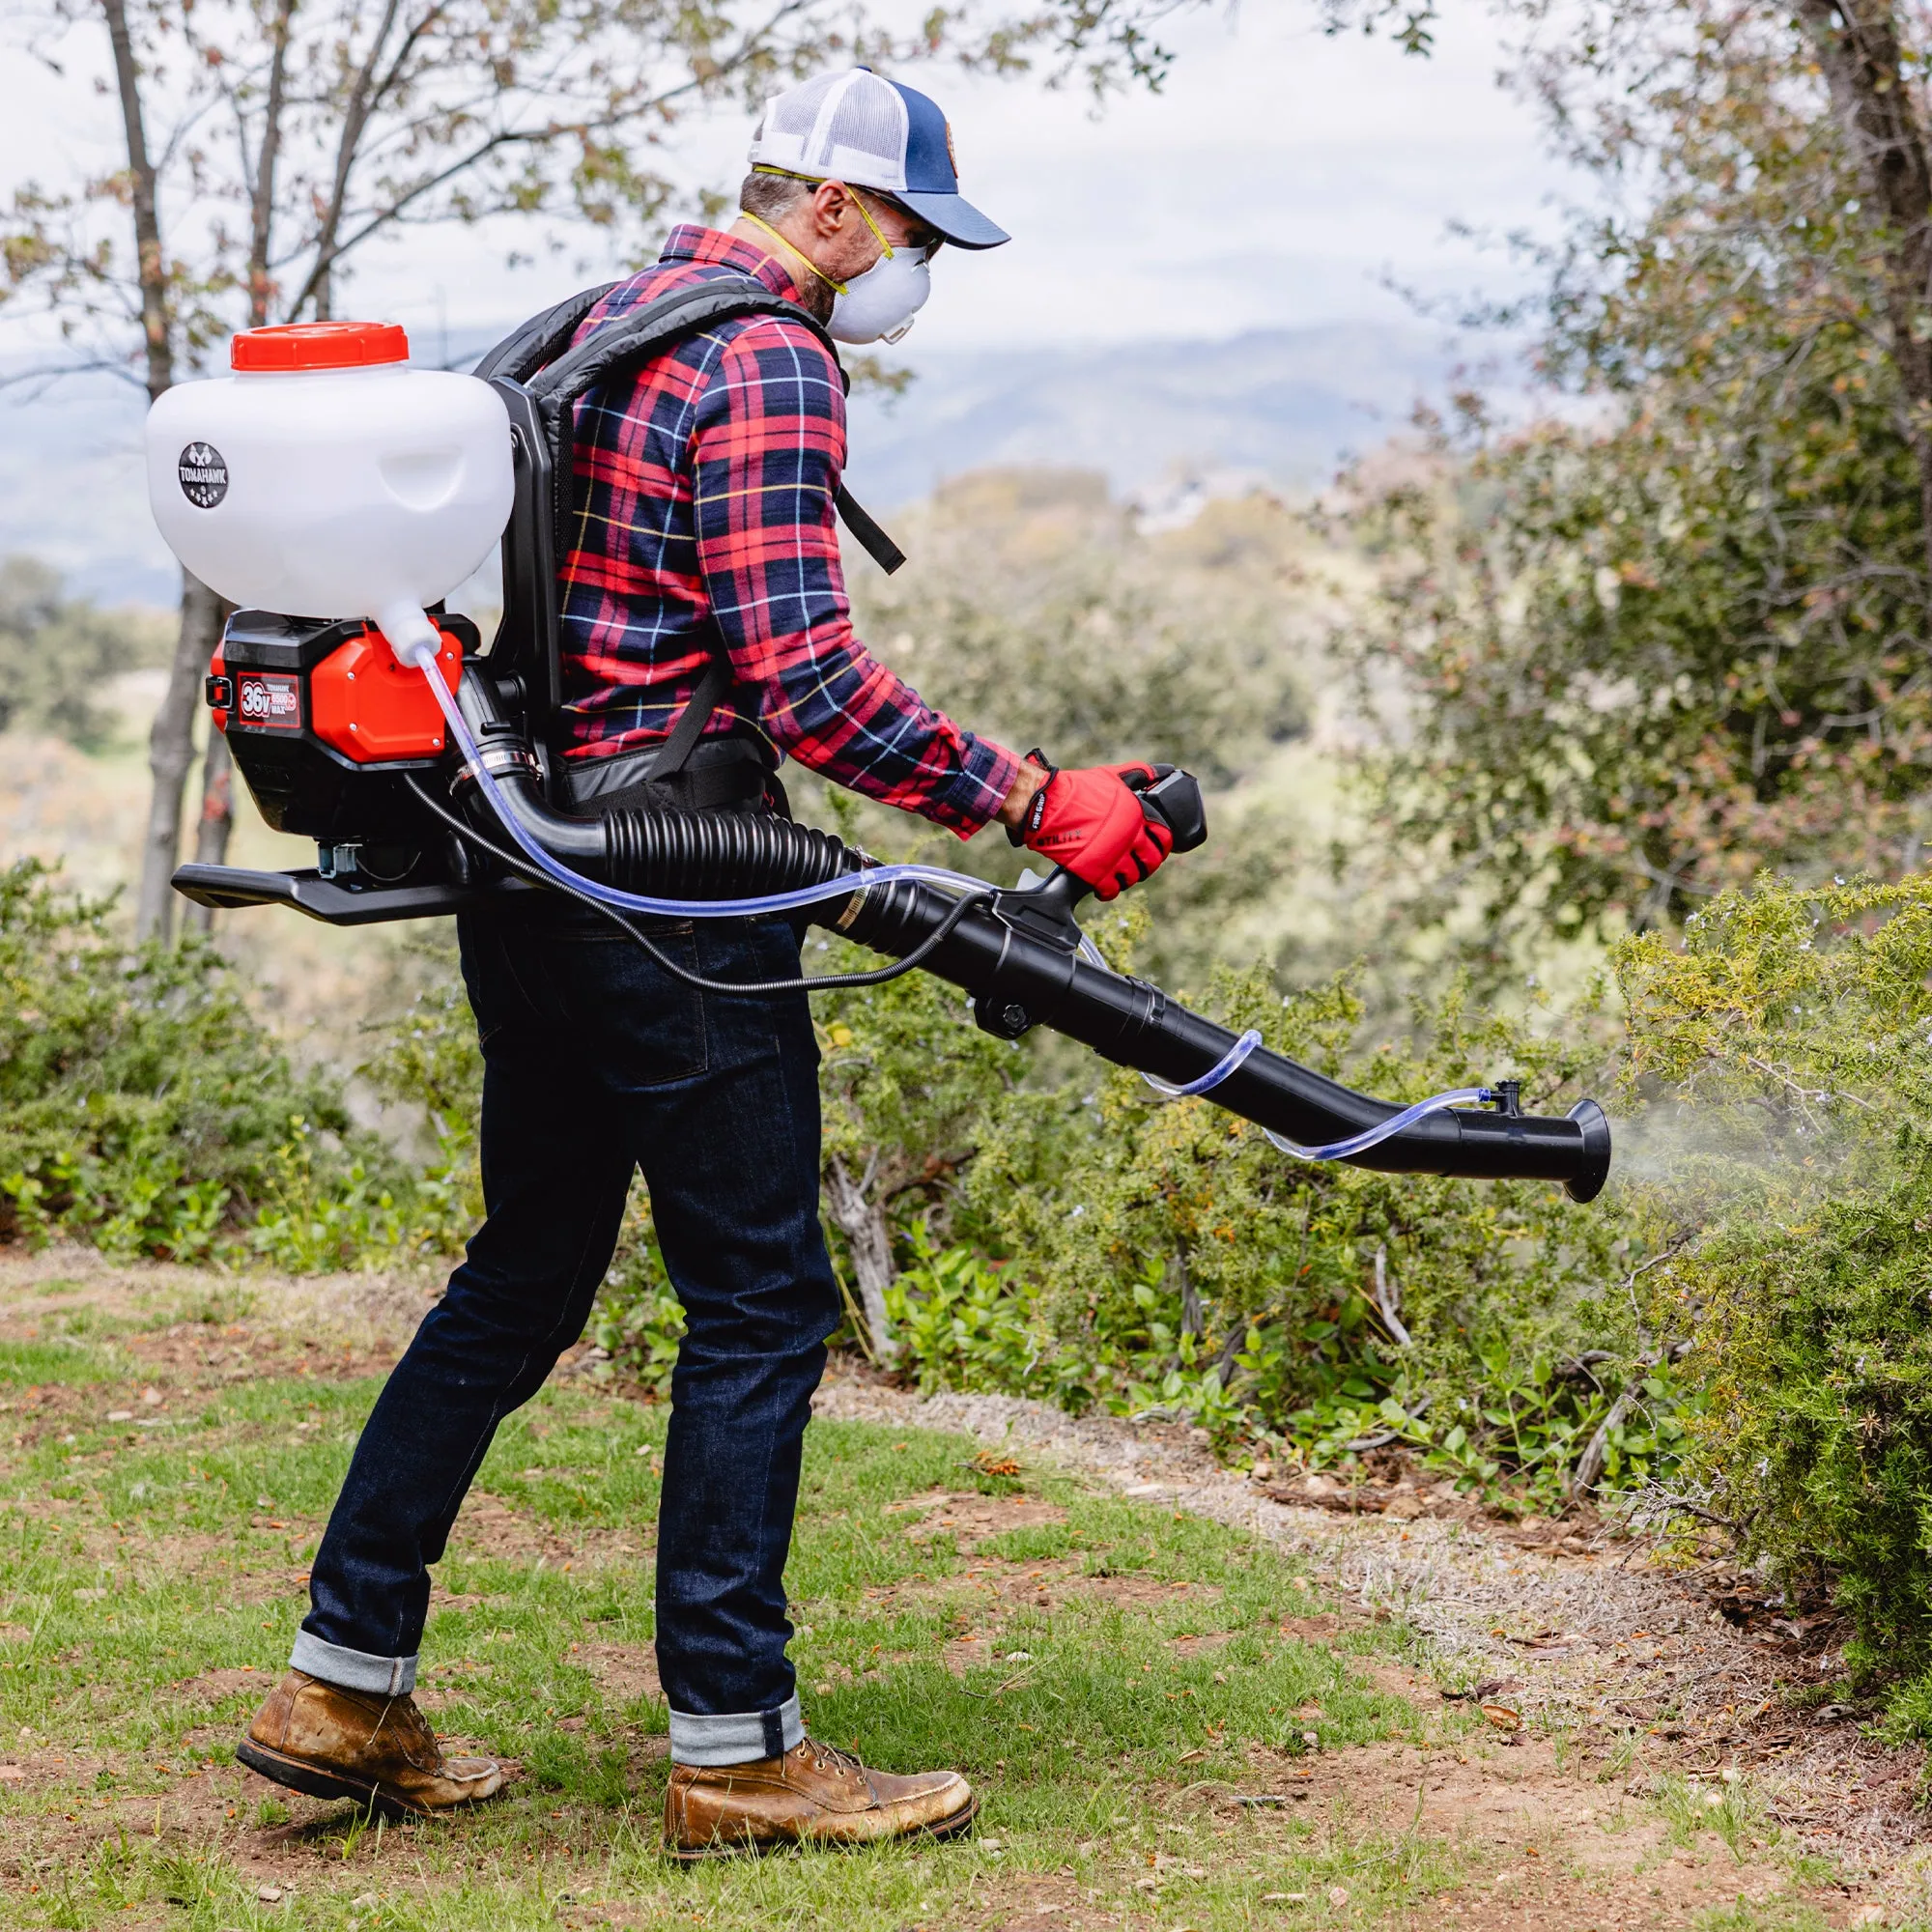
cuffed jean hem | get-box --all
[668,1694,802,1767]
[290,1632,417,1697]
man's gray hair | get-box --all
[739,169,813,224]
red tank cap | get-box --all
[231,321,410,373]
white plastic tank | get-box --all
[146,321,514,666]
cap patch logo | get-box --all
[945,118,957,178]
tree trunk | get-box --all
[1169,1251,1203,1340]
[823,1156,897,1361]
[1797,0,1932,589]
[99,0,173,405]
[1570,1387,1634,1498]
[135,574,223,942]
[246,0,297,328]
[181,726,234,936]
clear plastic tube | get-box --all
[1262,1089,1492,1162]
[1142,1028,1264,1097]
[415,658,995,921]
[1141,1024,1492,1161]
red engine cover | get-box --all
[309,624,463,763]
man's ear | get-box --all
[808,180,853,241]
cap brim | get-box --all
[891,188,1009,250]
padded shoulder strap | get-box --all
[526,276,836,412]
[471,283,618,384]
[527,277,905,576]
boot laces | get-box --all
[804,1739,865,1778]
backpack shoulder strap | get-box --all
[526,277,826,412]
[471,283,618,384]
[527,277,905,576]
[831,485,906,575]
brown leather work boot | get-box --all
[664,1737,977,1861]
[237,1669,504,1818]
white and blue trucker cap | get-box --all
[748,69,1009,250]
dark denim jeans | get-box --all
[292,904,838,1765]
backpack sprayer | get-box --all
[145,296,1612,1202]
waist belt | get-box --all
[560,733,775,815]
[560,646,779,816]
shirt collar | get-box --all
[659,223,808,305]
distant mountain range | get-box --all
[841,323,1457,512]
[0,320,1462,607]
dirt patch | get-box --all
[860,1557,1236,1682]
[0,1242,441,1353]
[1258,1736,1803,1927]
[122,1325,400,1388]
[813,1363,1927,1880]
[446,1492,647,1571]
[868,1552,1225,1621]
[1169,1630,1235,1655]
[448,1492,586,1566]
[574,1641,664,1707]
[885,1488,1068,1551]
[173,1666,277,1706]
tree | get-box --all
[1325,0,1932,938]
[0,0,1196,941]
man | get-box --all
[238,67,1175,1857]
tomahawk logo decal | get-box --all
[236,672,301,730]
[178,441,229,509]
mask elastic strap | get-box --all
[737,210,848,296]
[845,191,897,260]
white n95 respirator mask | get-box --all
[829,240,932,345]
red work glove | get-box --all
[1010,753,1175,901]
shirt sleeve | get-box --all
[688,318,1019,838]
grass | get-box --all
[0,1280,1854,1930]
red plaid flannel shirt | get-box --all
[556,225,1019,836]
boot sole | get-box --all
[666,1790,980,1863]
[237,1737,438,1820]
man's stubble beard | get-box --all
[788,270,836,326]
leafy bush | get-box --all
[585,1189,686,1399]
[0,861,422,1264]
[0,557,168,750]
[973,952,1631,1418]
[1618,874,1932,1717]
[356,929,485,1233]
[883,1223,1057,1399]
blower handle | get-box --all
[1035,765,1208,919]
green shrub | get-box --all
[963,952,1640,1473]
[884,1222,1054,1399]
[1618,874,1932,1716]
[585,1188,685,1398]
[0,557,169,751]
[0,861,420,1264]
[356,929,485,1236]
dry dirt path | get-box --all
[809,1375,1932,1917]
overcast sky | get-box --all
[0,5,1560,359]
[0,3,1569,596]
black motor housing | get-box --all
[213,610,483,878]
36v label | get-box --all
[236,672,301,730]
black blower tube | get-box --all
[452,682,1612,1204]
